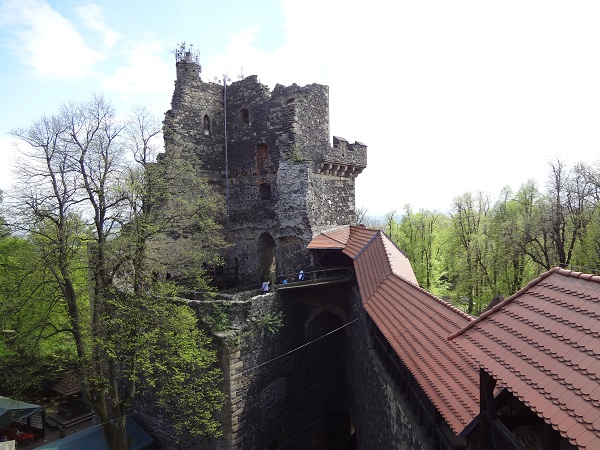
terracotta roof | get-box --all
[380,232,419,286]
[307,226,351,250]
[308,226,480,436]
[342,225,378,259]
[364,275,479,435]
[449,267,600,450]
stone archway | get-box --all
[305,306,348,336]
[258,232,276,281]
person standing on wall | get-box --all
[262,278,270,295]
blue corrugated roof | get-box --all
[36,417,155,450]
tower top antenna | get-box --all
[172,42,200,65]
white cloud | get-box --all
[199,0,600,215]
[75,3,121,48]
[0,136,19,192]
[102,40,173,97]
[0,0,104,79]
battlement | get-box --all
[315,136,367,177]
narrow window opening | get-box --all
[241,108,249,126]
[203,115,211,135]
[256,143,269,173]
[259,183,272,201]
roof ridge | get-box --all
[352,229,381,260]
[448,267,561,340]
[555,267,600,283]
[319,225,351,246]
[388,272,475,322]
[379,229,410,259]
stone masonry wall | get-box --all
[165,60,224,173]
[133,284,434,450]
[135,282,357,450]
[163,59,367,283]
[345,287,433,450]
[308,173,357,236]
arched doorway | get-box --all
[258,232,276,281]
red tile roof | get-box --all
[449,267,600,450]
[342,225,378,260]
[308,225,480,436]
[307,226,351,250]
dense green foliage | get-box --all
[2,96,227,449]
[373,159,600,315]
[0,235,78,398]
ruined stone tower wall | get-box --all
[271,83,330,160]
[165,60,224,174]
[162,50,367,284]
[307,173,357,235]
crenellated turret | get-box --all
[316,136,367,177]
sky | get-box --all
[1,0,600,217]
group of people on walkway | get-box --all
[261,268,306,294]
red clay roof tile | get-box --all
[450,267,600,450]
[307,226,350,249]
[308,226,478,436]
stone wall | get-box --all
[134,280,444,450]
[345,287,434,450]
[307,173,357,236]
[162,55,367,284]
[135,282,357,450]
[165,60,224,173]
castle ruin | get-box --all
[161,43,366,285]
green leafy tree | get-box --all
[489,185,536,295]
[446,192,496,314]
[512,160,598,271]
[0,233,78,399]
[9,96,226,449]
[396,205,449,293]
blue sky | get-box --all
[1,0,600,216]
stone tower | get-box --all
[162,43,367,284]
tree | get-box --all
[383,209,398,241]
[395,205,448,293]
[489,184,536,295]
[447,192,496,314]
[0,232,77,399]
[9,95,225,449]
[514,160,598,271]
[354,206,369,226]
